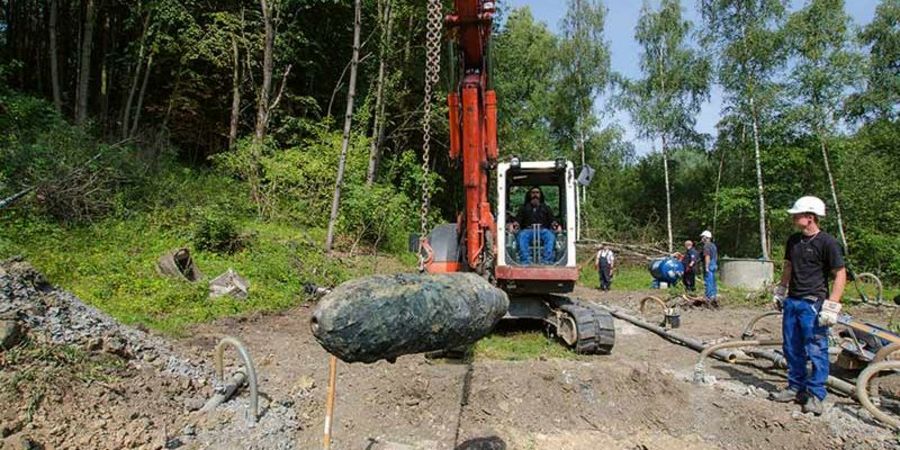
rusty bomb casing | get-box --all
[310,273,509,363]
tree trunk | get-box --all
[578,128,586,241]
[712,146,726,236]
[228,35,242,149]
[99,14,111,129]
[75,0,96,124]
[325,0,362,252]
[749,95,769,260]
[366,0,393,186]
[254,0,274,143]
[48,0,63,112]
[661,137,673,253]
[122,13,151,139]
[129,52,153,137]
[819,135,849,253]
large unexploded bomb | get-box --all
[310,273,509,363]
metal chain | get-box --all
[418,0,442,273]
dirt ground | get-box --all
[3,261,900,449]
[176,286,899,449]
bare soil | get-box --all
[2,261,899,449]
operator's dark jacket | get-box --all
[517,187,555,229]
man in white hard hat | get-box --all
[700,230,718,307]
[770,196,846,416]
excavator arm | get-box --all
[441,0,499,274]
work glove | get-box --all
[772,285,787,311]
[817,300,842,327]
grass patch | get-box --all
[474,331,581,361]
[0,170,413,335]
[578,264,651,291]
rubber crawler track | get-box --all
[559,301,616,355]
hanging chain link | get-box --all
[418,0,442,273]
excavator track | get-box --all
[554,299,616,355]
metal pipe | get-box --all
[740,311,782,340]
[872,341,900,364]
[866,342,900,398]
[201,369,247,413]
[323,355,338,449]
[746,348,857,396]
[639,295,668,316]
[213,336,259,422]
[856,360,900,429]
[693,340,782,383]
[596,305,734,361]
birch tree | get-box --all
[554,0,610,225]
[365,0,395,185]
[325,0,362,252]
[786,0,863,252]
[701,0,788,260]
[622,0,710,252]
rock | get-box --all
[0,320,23,350]
[0,421,21,439]
[102,335,130,358]
[291,376,316,395]
[1,435,37,450]
[184,397,206,412]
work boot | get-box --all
[770,388,803,403]
[802,396,825,416]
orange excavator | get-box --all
[421,0,615,354]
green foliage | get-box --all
[622,0,711,147]
[846,0,900,122]
[0,91,163,223]
[786,0,864,133]
[494,7,558,160]
[193,212,246,254]
[553,0,611,158]
[0,167,414,335]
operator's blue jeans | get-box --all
[783,297,829,401]
[518,228,555,265]
[704,265,718,300]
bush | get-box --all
[0,90,160,224]
[193,213,247,254]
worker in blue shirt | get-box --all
[700,230,718,308]
[770,196,846,416]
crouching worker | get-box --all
[770,196,846,416]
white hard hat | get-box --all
[700,230,712,239]
[787,196,826,217]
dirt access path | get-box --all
[180,286,899,450]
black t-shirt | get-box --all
[517,202,554,229]
[784,231,845,300]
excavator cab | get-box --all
[495,159,579,294]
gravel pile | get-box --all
[0,256,210,380]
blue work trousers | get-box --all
[518,228,555,265]
[704,265,718,300]
[782,297,830,401]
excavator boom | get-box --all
[442,0,498,274]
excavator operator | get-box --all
[515,186,560,265]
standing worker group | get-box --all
[595,245,615,291]
[700,230,719,308]
[770,196,846,416]
[682,240,699,292]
